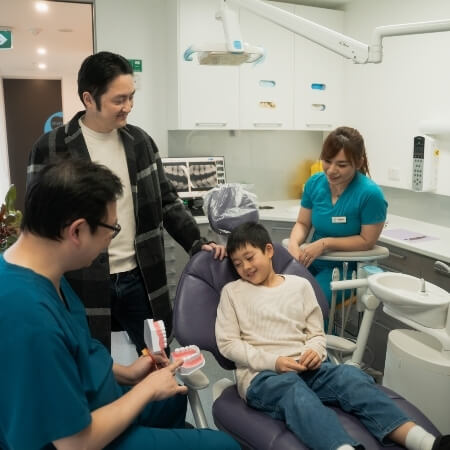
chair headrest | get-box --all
[203,183,259,235]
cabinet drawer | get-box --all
[377,243,420,273]
[378,242,450,291]
[261,220,295,245]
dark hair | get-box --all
[226,222,272,256]
[77,51,133,109]
[21,158,123,240]
[321,126,370,176]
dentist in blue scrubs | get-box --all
[0,159,239,450]
[287,126,387,306]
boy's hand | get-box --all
[298,349,322,371]
[275,356,307,373]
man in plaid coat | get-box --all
[27,51,225,352]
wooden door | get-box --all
[2,78,62,209]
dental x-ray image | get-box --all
[190,163,218,191]
[162,157,226,199]
[163,162,189,191]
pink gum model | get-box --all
[143,319,167,354]
[172,345,205,375]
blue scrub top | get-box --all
[0,255,123,449]
[301,171,387,242]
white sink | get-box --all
[368,272,450,328]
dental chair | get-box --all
[173,245,439,449]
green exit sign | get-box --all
[128,59,142,72]
[0,30,12,49]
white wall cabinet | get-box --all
[167,0,344,131]
[167,0,239,130]
[239,2,295,130]
[294,5,344,131]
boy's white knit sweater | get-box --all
[215,274,327,399]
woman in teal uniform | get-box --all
[0,159,239,450]
[287,126,387,307]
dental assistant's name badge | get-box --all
[332,216,347,224]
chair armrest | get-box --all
[282,238,389,262]
[178,369,210,390]
[317,245,389,262]
[213,378,235,402]
[326,335,357,354]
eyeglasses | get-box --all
[97,222,121,239]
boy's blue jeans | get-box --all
[246,362,410,450]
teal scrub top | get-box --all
[0,255,123,450]
[301,171,387,242]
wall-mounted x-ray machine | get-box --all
[184,0,450,65]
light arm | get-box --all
[188,0,450,65]
[369,19,450,63]
[228,0,369,63]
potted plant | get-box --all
[0,185,22,252]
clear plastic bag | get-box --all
[203,183,259,236]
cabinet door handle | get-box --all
[434,260,450,277]
[195,122,227,127]
[305,123,332,129]
[253,123,283,128]
[389,251,406,260]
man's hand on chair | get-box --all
[202,242,227,260]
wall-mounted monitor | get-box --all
[161,156,226,199]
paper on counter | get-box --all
[383,228,438,243]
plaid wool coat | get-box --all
[27,111,207,346]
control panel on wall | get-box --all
[412,136,439,192]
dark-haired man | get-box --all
[0,158,238,450]
[27,51,225,353]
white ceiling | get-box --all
[0,0,93,77]
[0,0,350,78]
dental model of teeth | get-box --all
[143,318,167,354]
[172,345,205,375]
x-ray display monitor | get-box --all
[161,156,226,199]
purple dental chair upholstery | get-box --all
[173,244,440,450]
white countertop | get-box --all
[196,199,450,263]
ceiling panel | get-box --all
[0,0,93,77]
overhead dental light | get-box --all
[184,0,450,65]
[184,0,264,65]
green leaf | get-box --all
[5,185,17,213]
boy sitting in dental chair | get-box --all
[215,222,449,450]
